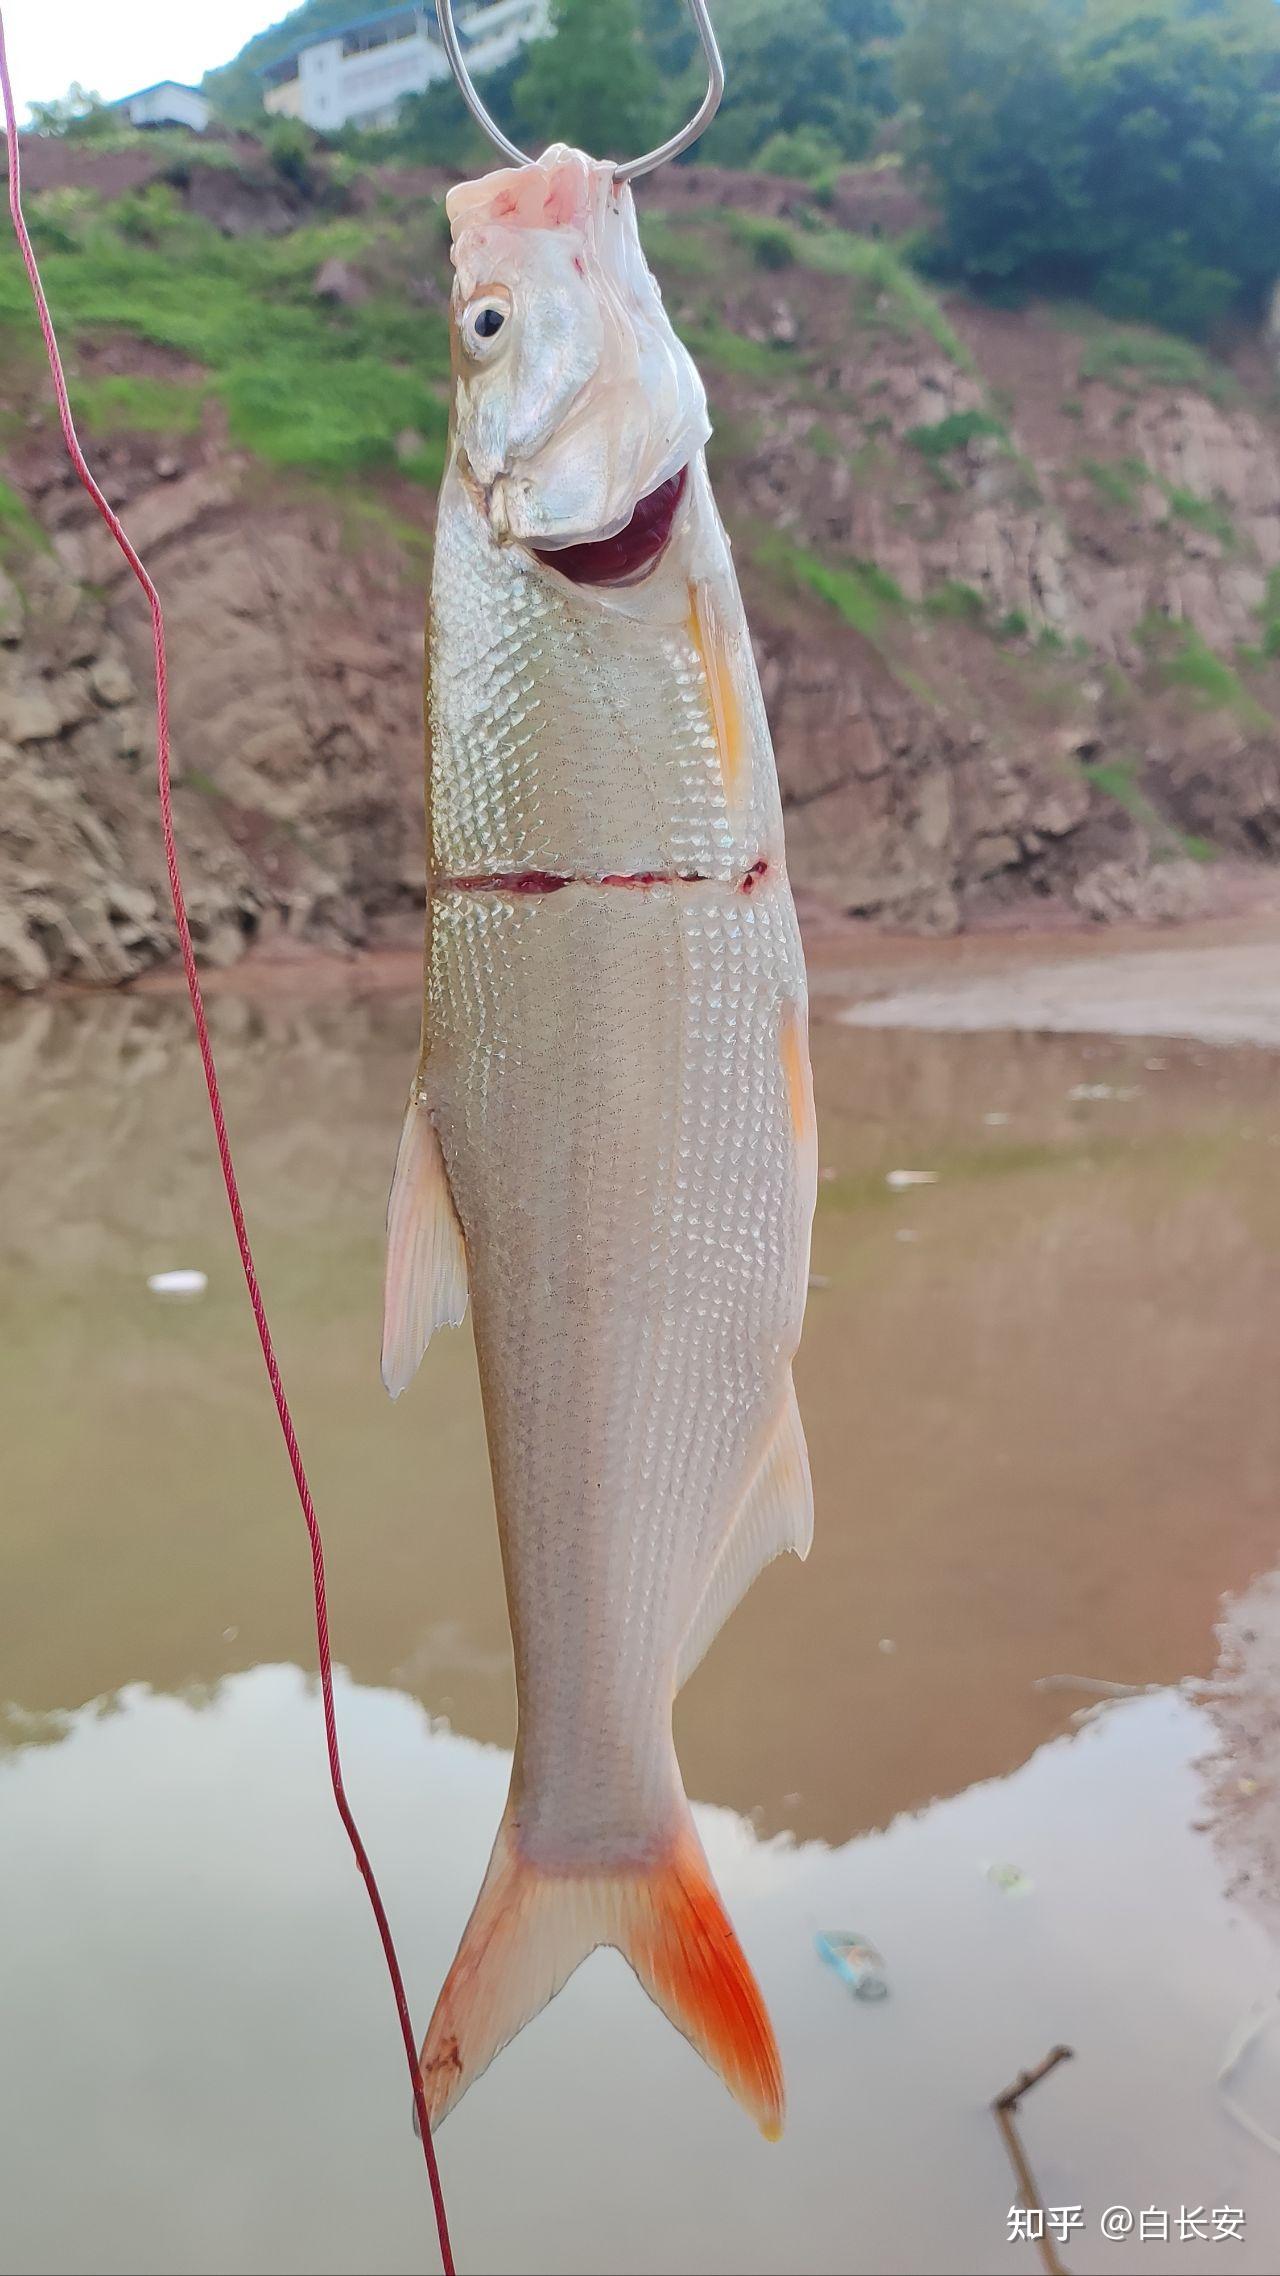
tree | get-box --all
[28,83,116,140]
[898,0,1087,290]
[700,0,892,169]
[1068,0,1280,331]
[899,0,1280,334]
[515,0,661,161]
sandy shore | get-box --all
[837,937,1280,1047]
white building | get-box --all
[112,82,212,134]
[261,0,548,134]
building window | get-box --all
[342,14,420,57]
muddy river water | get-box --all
[4,930,1280,2274]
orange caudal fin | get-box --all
[419,1809,784,2139]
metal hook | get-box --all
[433,0,725,183]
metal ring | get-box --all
[433,0,724,182]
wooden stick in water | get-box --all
[993,2045,1076,2276]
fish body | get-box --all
[384,147,815,2138]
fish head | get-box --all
[445,144,710,566]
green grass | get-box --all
[806,421,841,459]
[785,228,971,365]
[1137,616,1274,729]
[925,578,986,622]
[1164,486,1234,546]
[756,533,904,639]
[75,371,208,435]
[906,408,1005,461]
[3,196,453,485]
[1080,455,1146,509]
[638,214,718,277]
[0,474,50,562]
[1260,568,1280,659]
[1077,323,1231,404]
[1083,753,1217,863]
[724,213,795,271]
[1078,453,1235,544]
[681,317,796,379]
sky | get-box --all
[4,1,275,110]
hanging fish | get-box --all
[383,142,815,2140]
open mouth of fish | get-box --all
[532,466,687,587]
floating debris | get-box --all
[816,1929,889,2001]
[886,1169,939,1190]
[878,1637,897,1655]
[895,1227,920,1243]
[146,1269,208,1299]
[1032,1673,1146,1699]
[993,2046,1076,2276]
[983,1111,1011,1127]
[1219,2004,1280,2157]
[1068,1083,1141,1102]
[986,1861,1034,1898]
[808,1272,832,1291]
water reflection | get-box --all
[2,1669,1279,2274]
[4,986,1280,1838]
[6,975,1280,2270]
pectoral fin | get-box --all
[381,1096,468,1398]
[677,1375,813,1687]
[687,578,748,807]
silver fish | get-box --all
[384,145,815,2138]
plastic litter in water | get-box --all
[886,1169,939,1190]
[986,1860,1034,1898]
[1068,1083,1141,1102]
[816,1929,889,2001]
[983,1111,1011,1126]
[146,1269,208,1298]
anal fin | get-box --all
[678,1375,813,1688]
[381,1096,468,1398]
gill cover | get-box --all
[446,144,711,550]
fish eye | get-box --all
[462,293,511,360]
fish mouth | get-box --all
[531,467,688,588]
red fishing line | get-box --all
[0,27,455,2270]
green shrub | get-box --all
[265,116,317,192]
[726,213,796,271]
[1080,456,1145,509]
[1143,619,1274,728]
[757,534,904,638]
[1078,326,1228,401]
[906,408,1005,460]
[753,128,845,186]
[926,578,986,621]
[1164,487,1234,545]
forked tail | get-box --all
[419,1805,784,2137]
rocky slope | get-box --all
[1,138,1279,990]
